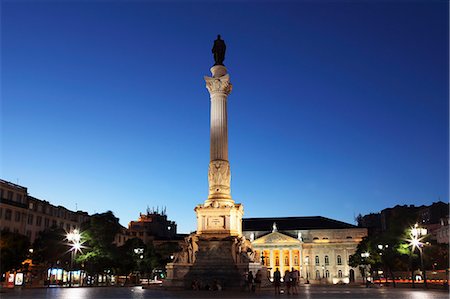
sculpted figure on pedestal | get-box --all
[212,34,226,66]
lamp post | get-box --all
[66,229,81,287]
[360,252,370,284]
[377,244,388,284]
[410,223,428,288]
[134,248,144,285]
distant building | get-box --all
[127,208,178,243]
[0,179,90,243]
[418,201,449,225]
[436,216,449,244]
[243,216,367,284]
[357,201,449,242]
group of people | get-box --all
[273,267,300,295]
[244,270,263,292]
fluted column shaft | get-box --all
[210,94,228,161]
[204,65,233,204]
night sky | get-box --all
[2,1,448,233]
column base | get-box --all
[195,203,243,236]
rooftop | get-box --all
[243,216,357,231]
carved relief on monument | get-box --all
[208,160,231,197]
[205,74,233,95]
[172,234,198,265]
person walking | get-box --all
[247,271,254,292]
[254,270,262,291]
[284,269,291,294]
[274,268,281,295]
[291,267,299,295]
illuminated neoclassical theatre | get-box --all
[242,216,367,284]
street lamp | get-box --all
[360,252,370,284]
[134,248,144,284]
[66,229,82,287]
[409,223,428,288]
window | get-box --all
[52,220,57,227]
[28,214,34,225]
[15,211,21,222]
[7,191,13,200]
[0,189,3,199]
[313,237,319,240]
[44,218,49,228]
[294,255,299,266]
[315,256,319,266]
[337,255,342,265]
[315,270,320,280]
[29,202,34,210]
[325,255,329,265]
[338,270,343,278]
[66,223,70,230]
[325,270,329,278]
[275,256,280,266]
[16,194,23,203]
[5,209,12,220]
[36,216,42,226]
[284,255,289,266]
[346,236,352,239]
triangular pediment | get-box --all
[252,231,301,245]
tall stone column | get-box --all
[204,65,233,206]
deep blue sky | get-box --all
[2,1,448,233]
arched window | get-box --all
[313,237,319,240]
[338,270,343,278]
[325,270,329,278]
[337,255,342,265]
[294,255,299,266]
[284,255,289,266]
[315,270,320,279]
[275,256,280,266]
[315,256,320,265]
[324,255,329,265]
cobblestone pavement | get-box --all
[1,285,448,299]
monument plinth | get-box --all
[164,36,261,289]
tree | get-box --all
[76,211,121,283]
[0,230,30,274]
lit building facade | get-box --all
[127,208,177,243]
[0,179,90,243]
[243,216,367,284]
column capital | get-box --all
[205,74,232,95]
